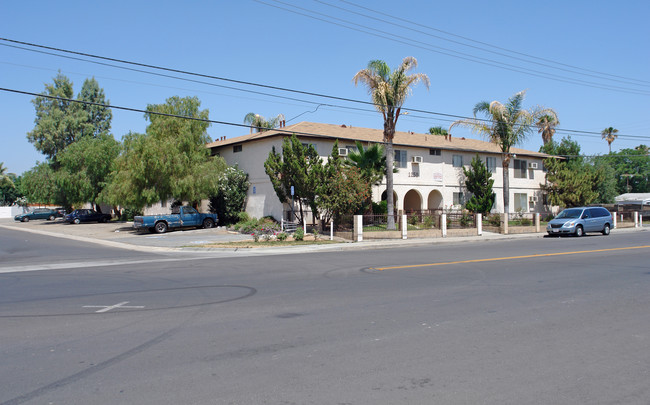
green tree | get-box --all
[539,136,583,168]
[597,146,650,194]
[57,133,120,210]
[27,73,112,163]
[264,133,321,223]
[601,127,619,153]
[0,163,17,205]
[353,57,429,229]
[344,140,388,212]
[463,154,496,215]
[20,162,60,206]
[536,112,560,145]
[105,96,226,209]
[243,113,284,133]
[208,166,250,225]
[451,90,556,213]
[428,126,448,136]
[316,156,369,223]
[542,158,599,207]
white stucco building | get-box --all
[207,122,551,221]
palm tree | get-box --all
[345,141,387,212]
[0,162,16,205]
[243,113,285,134]
[450,90,554,214]
[601,127,619,153]
[536,112,560,145]
[428,126,449,136]
[353,57,429,229]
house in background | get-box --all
[207,122,551,221]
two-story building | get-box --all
[207,121,550,221]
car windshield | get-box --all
[556,209,583,219]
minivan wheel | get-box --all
[574,225,584,237]
[602,224,610,235]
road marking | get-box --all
[371,245,650,271]
[83,301,145,313]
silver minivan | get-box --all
[546,207,613,237]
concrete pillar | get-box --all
[303,218,307,234]
[501,213,509,235]
[634,212,639,228]
[640,214,643,227]
[613,211,617,229]
[535,213,540,233]
[441,213,447,237]
[477,213,482,236]
[402,214,408,239]
[330,219,334,241]
[353,215,363,242]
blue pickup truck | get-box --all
[133,206,218,234]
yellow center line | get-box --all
[371,245,650,271]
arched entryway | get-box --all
[427,189,443,210]
[403,189,423,212]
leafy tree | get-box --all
[27,73,112,163]
[595,146,650,194]
[536,112,560,145]
[542,158,599,207]
[353,57,429,229]
[344,140,388,212]
[539,136,583,168]
[56,133,120,210]
[316,165,369,223]
[601,127,619,153]
[105,96,226,209]
[463,154,496,215]
[0,163,18,205]
[20,162,61,206]
[208,166,250,225]
[243,112,284,133]
[264,133,321,223]
[451,90,556,213]
[428,126,448,136]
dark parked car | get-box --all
[546,206,613,237]
[14,208,62,222]
[65,209,112,224]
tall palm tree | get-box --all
[536,112,560,145]
[428,126,448,136]
[601,127,619,153]
[353,57,429,229]
[243,113,285,134]
[450,90,554,214]
[345,141,387,212]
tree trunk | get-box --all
[502,158,510,214]
[385,141,396,230]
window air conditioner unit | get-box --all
[529,196,538,202]
[338,148,348,156]
[528,162,538,169]
[412,156,423,163]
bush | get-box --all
[408,215,418,226]
[371,200,387,214]
[294,227,304,241]
[312,229,319,241]
[423,215,435,228]
[120,207,143,221]
[488,214,501,227]
[277,232,288,241]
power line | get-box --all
[1,39,648,139]
[256,0,650,96]
[336,0,650,86]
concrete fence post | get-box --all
[303,218,307,234]
[613,211,617,229]
[634,211,639,228]
[640,214,643,228]
[441,213,447,238]
[477,213,482,236]
[402,214,408,240]
[535,213,540,233]
[353,215,363,242]
[330,219,334,241]
[501,213,509,235]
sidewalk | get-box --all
[1,218,645,255]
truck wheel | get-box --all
[154,221,168,234]
[202,218,215,229]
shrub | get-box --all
[488,214,501,227]
[313,228,319,241]
[408,215,418,226]
[277,232,288,241]
[423,215,435,228]
[294,228,304,241]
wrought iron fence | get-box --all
[507,212,535,227]
[446,212,476,229]
[362,214,401,231]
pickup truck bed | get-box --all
[133,206,218,233]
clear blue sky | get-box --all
[2,0,649,175]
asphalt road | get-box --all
[1,228,649,404]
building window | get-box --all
[486,156,497,173]
[394,150,407,168]
[233,144,243,153]
[513,159,527,178]
[429,148,441,156]
[452,154,463,168]
[514,193,528,212]
[453,192,464,206]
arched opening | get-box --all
[403,189,423,212]
[380,190,399,213]
[427,189,443,210]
